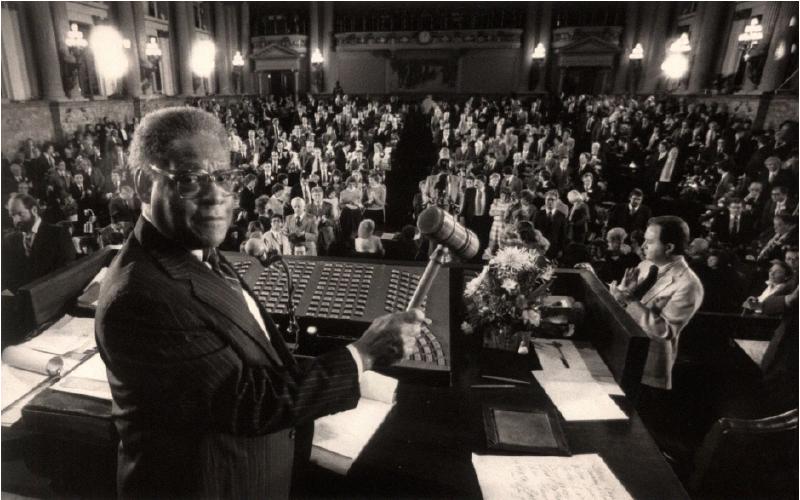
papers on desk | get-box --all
[24,315,96,355]
[472,453,632,500]
[533,340,627,422]
[734,339,769,367]
[77,267,107,311]
[1,314,95,422]
[311,371,398,474]
[51,352,112,401]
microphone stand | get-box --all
[262,254,300,353]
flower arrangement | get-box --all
[463,247,555,352]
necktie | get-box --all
[23,232,34,257]
[631,265,659,300]
[205,249,244,295]
[475,190,484,216]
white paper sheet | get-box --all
[311,371,398,473]
[734,339,769,367]
[1,364,48,411]
[51,353,112,401]
[23,316,96,355]
[533,339,628,422]
[533,372,628,422]
[472,453,633,500]
[1,357,79,419]
[533,340,625,397]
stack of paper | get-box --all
[51,352,112,401]
[77,267,108,310]
[1,314,95,424]
[311,371,398,474]
[472,453,632,500]
[533,340,627,422]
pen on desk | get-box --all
[470,384,516,389]
[482,375,530,385]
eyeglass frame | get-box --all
[148,163,242,199]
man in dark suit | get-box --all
[107,185,141,224]
[533,190,568,259]
[711,197,754,249]
[759,185,797,233]
[95,107,424,499]
[607,189,653,235]
[2,193,76,292]
[760,156,795,193]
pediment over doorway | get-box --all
[555,36,620,67]
[250,43,303,61]
[556,36,621,55]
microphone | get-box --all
[417,206,480,260]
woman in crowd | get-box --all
[339,176,364,243]
[486,187,513,257]
[567,189,590,244]
[354,219,384,256]
[364,173,387,230]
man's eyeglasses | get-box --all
[149,164,242,199]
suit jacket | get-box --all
[607,203,652,235]
[533,209,568,258]
[567,202,590,244]
[711,211,754,248]
[625,257,704,390]
[108,197,142,224]
[239,187,257,221]
[744,145,772,178]
[96,218,359,498]
[1,221,76,291]
[760,290,798,410]
[263,230,293,256]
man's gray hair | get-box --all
[128,107,228,172]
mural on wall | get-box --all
[389,57,457,90]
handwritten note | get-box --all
[472,453,632,500]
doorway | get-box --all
[561,66,610,95]
[258,70,294,97]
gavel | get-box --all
[406,206,480,311]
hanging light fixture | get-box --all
[629,43,644,60]
[532,43,546,60]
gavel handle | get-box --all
[406,244,448,311]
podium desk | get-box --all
[16,263,687,499]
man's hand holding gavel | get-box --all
[351,309,427,371]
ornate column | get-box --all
[535,2,552,93]
[173,2,195,95]
[214,2,231,95]
[321,1,334,93]
[758,2,798,92]
[27,2,67,100]
[640,2,672,93]
[240,3,253,94]
[115,2,142,97]
[129,1,154,95]
[309,1,321,93]
[518,2,538,92]
[613,2,640,93]
[687,2,729,93]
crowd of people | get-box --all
[1,92,797,318]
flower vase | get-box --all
[482,324,531,354]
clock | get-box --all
[417,31,432,45]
